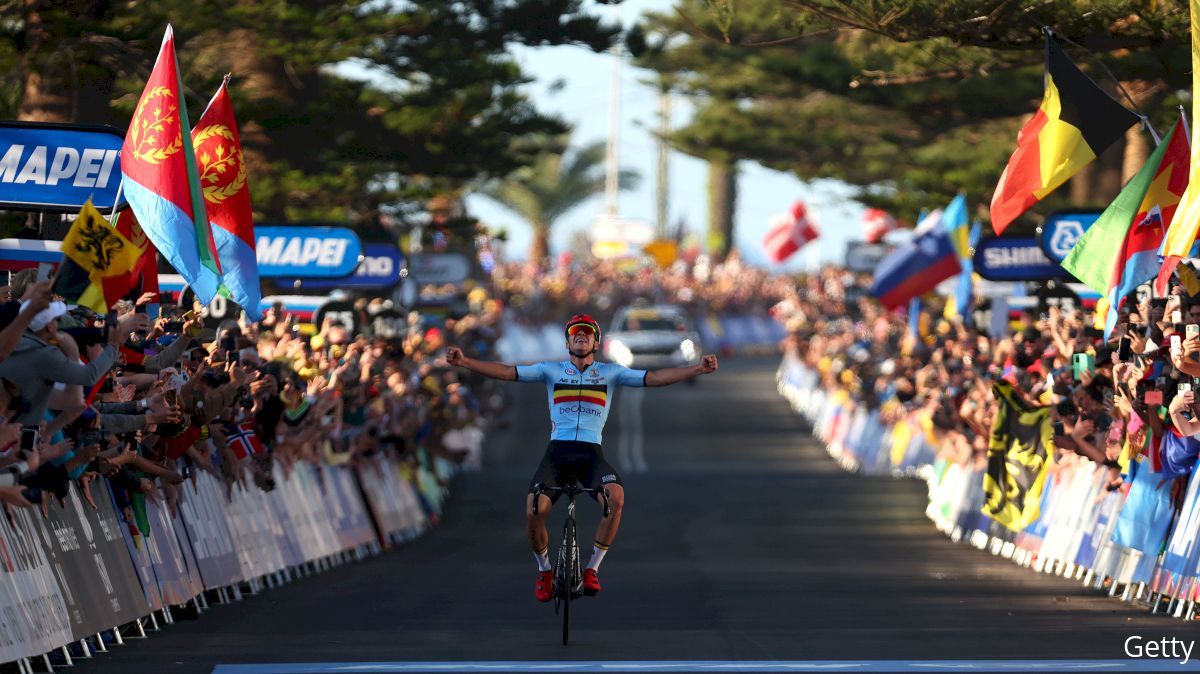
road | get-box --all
[79,356,1198,674]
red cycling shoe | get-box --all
[582,568,601,595]
[535,570,554,602]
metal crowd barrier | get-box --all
[0,450,455,672]
[776,353,1200,621]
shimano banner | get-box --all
[974,236,1072,282]
[255,226,362,278]
[0,122,127,213]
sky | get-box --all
[462,0,869,272]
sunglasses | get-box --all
[567,324,596,336]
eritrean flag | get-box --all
[120,25,222,305]
[1063,116,1189,338]
[989,33,1139,234]
[192,77,261,317]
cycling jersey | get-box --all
[516,360,647,444]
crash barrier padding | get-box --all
[777,352,1200,620]
[0,451,455,666]
[497,314,786,363]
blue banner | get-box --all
[974,236,1071,282]
[255,226,362,278]
[281,242,403,290]
[0,122,127,213]
[1039,210,1101,263]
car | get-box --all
[602,304,702,371]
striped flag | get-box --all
[762,201,819,264]
[990,34,1139,234]
[1159,0,1200,290]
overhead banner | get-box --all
[409,253,470,285]
[0,122,127,213]
[0,239,63,276]
[974,236,1072,282]
[1038,210,1101,263]
[255,226,362,278]
[844,241,894,274]
[282,242,403,290]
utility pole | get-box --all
[604,42,622,218]
[655,88,671,239]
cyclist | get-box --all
[445,313,718,602]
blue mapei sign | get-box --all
[1038,210,1101,263]
[282,242,403,290]
[255,226,362,278]
[974,236,1071,282]
[0,122,127,213]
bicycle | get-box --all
[532,481,610,645]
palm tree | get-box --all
[478,137,640,264]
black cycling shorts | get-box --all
[528,440,622,503]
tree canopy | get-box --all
[633,0,1191,229]
[0,0,621,235]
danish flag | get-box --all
[762,200,819,264]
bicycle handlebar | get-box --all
[531,482,611,517]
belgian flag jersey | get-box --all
[515,360,647,444]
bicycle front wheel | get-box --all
[561,516,577,645]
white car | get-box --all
[603,305,702,371]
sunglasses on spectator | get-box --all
[567,324,596,336]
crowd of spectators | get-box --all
[778,264,1200,498]
[0,267,505,531]
[492,254,797,329]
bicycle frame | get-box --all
[531,481,610,645]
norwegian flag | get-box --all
[225,421,264,460]
[762,201,819,264]
[861,208,899,243]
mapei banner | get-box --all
[974,236,1073,282]
[0,122,127,213]
[282,242,403,290]
[255,226,362,278]
[1038,210,1101,263]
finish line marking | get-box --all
[211,661,1200,673]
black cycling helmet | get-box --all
[565,313,602,343]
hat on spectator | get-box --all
[24,300,66,331]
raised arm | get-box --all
[645,354,719,387]
[445,347,518,381]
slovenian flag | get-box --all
[1062,116,1188,338]
[192,77,261,317]
[990,32,1140,234]
[120,25,222,305]
[869,219,962,310]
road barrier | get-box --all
[0,451,455,669]
[497,314,785,363]
[777,352,1200,620]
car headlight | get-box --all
[680,339,696,361]
[607,340,634,367]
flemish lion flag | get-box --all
[990,34,1140,234]
[54,200,141,314]
[982,381,1055,532]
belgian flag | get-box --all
[989,33,1140,234]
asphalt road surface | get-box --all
[79,356,1199,674]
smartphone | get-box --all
[1072,353,1095,381]
[164,321,183,332]
[104,311,118,340]
[1173,310,1184,324]
[229,351,241,366]
[1118,337,1132,362]
[1188,325,1200,340]
[1052,421,1065,436]
[19,428,37,453]
[35,263,51,282]
[20,488,41,505]
[1146,390,1164,405]
[221,334,237,354]
[1172,334,1183,356]
[1180,382,1192,395]
[80,428,101,447]
[165,389,178,407]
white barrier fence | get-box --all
[777,352,1200,620]
[0,451,455,668]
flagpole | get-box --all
[1180,105,1191,147]
[107,179,125,228]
